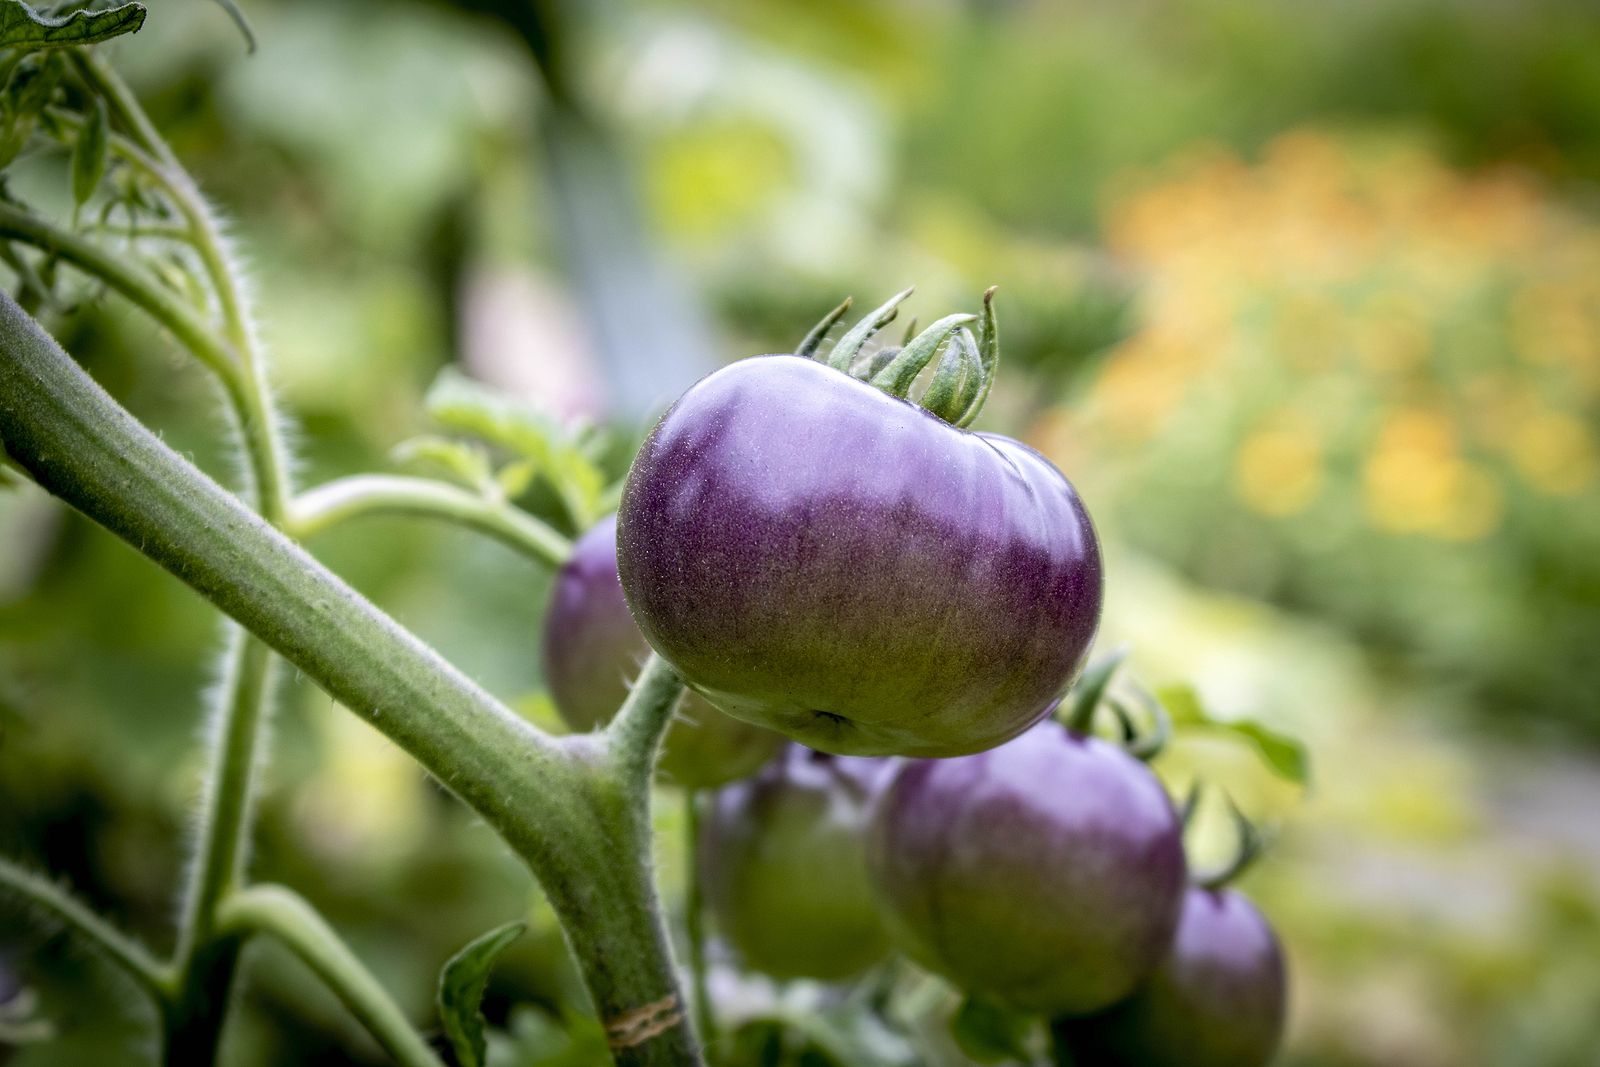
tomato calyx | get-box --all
[1062,646,1172,762]
[1188,783,1273,891]
[796,286,1001,426]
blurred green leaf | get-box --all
[70,98,107,212]
[949,995,1037,1064]
[438,920,525,1067]
[1158,684,1309,786]
[0,1,145,49]
[424,369,605,528]
[391,434,492,491]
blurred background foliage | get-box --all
[2,0,1599,1064]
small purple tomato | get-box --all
[865,720,1186,1015]
[542,515,783,789]
[698,745,895,981]
[1056,887,1287,1066]
[617,354,1102,758]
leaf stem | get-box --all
[0,291,702,1065]
[290,473,573,570]
[216,884,445,1067]
[0,856,171,998]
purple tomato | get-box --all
[698,745,895,980]
[865,720,1186,1015]
[542,515,783,788]
[617,354,1102,758]
[1056,886,1287,1066]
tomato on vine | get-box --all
[618,290,1103,758]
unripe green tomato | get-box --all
[698,745,894,981]
[541,515,783,788]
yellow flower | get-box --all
[1508,411,1599,496]
[1234,424,1324,517]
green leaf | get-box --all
[424,369,605,527]
[0,1,146,49]
[438,920,525,1067]
[1156,683,1310,786]
[949,996,1038,1064]
[70,98,107,211]
[390,434,492,490]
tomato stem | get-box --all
[683,790,718,1054]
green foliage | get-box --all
[69,96,106,213]
[0,1,144,50]
[1158,684,1310,788]
[438,920,527,1067]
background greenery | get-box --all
[3,0,1599,1064]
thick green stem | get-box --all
[0,293,701,1065]
[216,885,444,1067]
[291,474,572,569]
[0,856,171,997]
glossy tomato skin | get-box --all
[1057,887,1287,1067]
[865,720,1186,1015]
[542,515,783,789]
[618,355,1103,758]
[698,745,895,981]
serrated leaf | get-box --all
[950,996,1038,1064]
[424,369,605,527]
[0,1,146,49]
[438,920,525,1067]
[1156,684,1309,787]
[70,98,107,211]
[390,434,492,490]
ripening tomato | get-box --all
[698,745,894,980]
[866,720,1186,1015]
[617,354,1101,758]
[1055,886,1287,1067]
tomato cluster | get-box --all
[542,292,1288,1063]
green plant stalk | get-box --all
[217,885,445,1067]
[0,856,170,996]
[158,630,276,1063]
[0,292,702,1065]
[683,791,716,1052]
[291,473,573,569]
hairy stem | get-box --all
[216,885,444,1067]
[0,857,171,997]
[291,473,572,569]
[0,292,701,1065]
[683,791,716,1052]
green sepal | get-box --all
[207,0,256,53]
[854,343,900,381]
[920,326,980,423]
[0,1,145,49]
[1193,792,1269,890]
[438,920,527,1067]
[1065,645,1129,735]
[954,286,999,427]
[868,313,976,398]
[826,286,913,372]
[796,295,852,361]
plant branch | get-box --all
[0,291,701,1065]
[0,201,237,380]
[604,654,685,792]
[217,885,444,1067]
[291,473,573,570]
[0,856,171,998]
